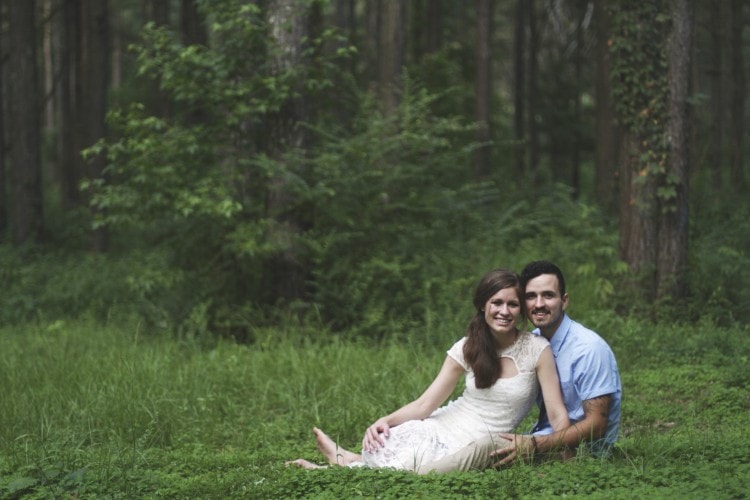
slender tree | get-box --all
[513,0,526,175]
[81,0,110,250]
[181,0,207,46]
[378,0,404,116]
[7,0,44,244]
[708,0,724,191]
[264,0,310,301]
[425,0,442,54]
[0,0,7,238]
[474,0,492,179]
[527,0,540,180]
[729,0,747,193]
[594,0,619,212]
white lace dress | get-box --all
[356,331,549,471]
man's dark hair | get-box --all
[520,260,566,296]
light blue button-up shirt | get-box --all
[532,314,622,455]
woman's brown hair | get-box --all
[463,269,523,388]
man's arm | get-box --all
[492,394,612,466]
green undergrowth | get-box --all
[1,316,749,498]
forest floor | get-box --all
[1,317,749,498]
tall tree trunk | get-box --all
[0,0,7,239]
[59,0,82,210]
[611,2,670,300]
[729,0,746,193]
[527,0,540,180]
[513,0,526,175]
[363,0,379,85]
[618,131,658,299]
[426,0,442,54]
[43,0,55,130]
[7,0,44,244]
[181,0,207,46]
[144,0,170,26]
[378,0,404,116]
[264,0,309,302]
[81,0,110,251]
[594,0,618,212]
[474,0,492,179]
[657,0,692,299]
[570,1,585,199]
[708,0,724,191]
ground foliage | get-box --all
[1,315,748,499]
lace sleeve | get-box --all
[446,337,469,370]
[508,332,550,372]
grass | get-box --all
[1,315,749,498]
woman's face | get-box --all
[483,286,522,337]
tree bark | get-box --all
[378,0,404,116]
[618,130,658,299]
[527,0,540,180]
[728,0,747,193]
[474,0,492,179]
[426,0,442,54]
[513,0,526,175]
[0,0,7,238]
[594,0,619,212]
[657,0,692,299]
[58,0,81,209]
[7,0,44,244]
[181,0,207,46]
[708,0,724,191]
[264,0,309,302]
[81,0,110,251]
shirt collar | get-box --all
[547,313,571,356]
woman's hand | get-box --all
[362,418,390,453]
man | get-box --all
[421,260,621,473]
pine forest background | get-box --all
[1,0,749,344]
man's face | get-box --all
[524,273,568,338]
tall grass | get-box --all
[1,315,749,498]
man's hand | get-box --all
[490,433,534,468]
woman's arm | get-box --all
[535,346,570,433]
[362,356,464,453]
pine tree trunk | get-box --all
[0,0,7,239]
[474,0,492,179]
[264,0,309,302]
[527,0,540,180]
[729,0,747,192]
[657,0,692,299]
[594,0,619,213]
[378,0,404,116]
[81,0,110,251]
[181,0,207,45]
[708,0,724,191]
[513,0,526,175]
[7,0,44,244]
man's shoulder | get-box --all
[565,318,614,353]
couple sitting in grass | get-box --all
[288,261,621,473]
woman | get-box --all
[288,269,569,472]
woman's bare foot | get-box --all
[313,427,361,466]
[285,458,328,470]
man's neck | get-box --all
[540,316,565,341]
